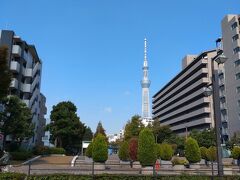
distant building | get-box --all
[0,30,47,147]
[221,15,240,138]
[107,134,119,143]
[152,50,217,134]
[141,38,153,126]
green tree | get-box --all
[94,121,106,137]
[159,143,174,161]
[185,137,201,163]
[83,126,93,141]
[92,134,108,162]
[190,129,215,148]
[118,141,129,161]
[0,96,34,148]
[0,46,11,101]
[206,146,217,162]
[48,101,85,153]
[86,142,93,158]
[232,146,240,159]
[124,115,144,141]
[200,147,208,160]
[137,128,157,166]
[227,132,240,149]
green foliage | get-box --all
[185,137,201,163]
[129,138,138,161]
[137,128,156,166]
[49,101,86,153]
[232,146,240,159]
[200,147,208,160]
[10,149,32,161]
[92,134,108,162]
[0,96,34,143]
[86,142,93,158]
[206,146,217,162]
[158,143,174,161]
[190,129,215,148]
[94,121,107,138]
[124,115,144,141]
[118,141,129,161]
[155,144,161,159]
[0,172,26,180]
[0,46,12,101]
[171,157,189,166]
[227,132,240,149]
[164,135,185,155]
[83,126,93,141]
[33,146,65,155]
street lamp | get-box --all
[203,41,227,176]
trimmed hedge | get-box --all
[119,141,129,161]
[0,172,26,180]
[10,150,32,161]
[185,137,201,163]
[137,128,156,166]
[33,146,65,155]
[92,134,108,162]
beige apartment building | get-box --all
[152,50,217,134]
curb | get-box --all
[22,155,41,165]
[71,155,78,167]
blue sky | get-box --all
[1,0,239,134]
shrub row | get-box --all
[10,150,33,161]
[2,173,240,180]
[33,146,66,155]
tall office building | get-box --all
[152,50,217,134]
[0,30,47,147]
[141,38,152,126]
[221,15,240,138]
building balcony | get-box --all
[21,83,31,93]
[10,61,20,73]
[22,99,30,107]
[23,68,33,77]
[12,45,22,57]
[10,78,19,89]
[220,103,227,110]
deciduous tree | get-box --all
[124,115,144,141]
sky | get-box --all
[0,0,239,134]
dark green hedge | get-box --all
[0,172,26,180]
[10,150,33,161]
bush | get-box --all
[200,147,208,160]
[155,144,161,159]
[10,149,32,161]
[185,137,201,163]
[137,128,157,166]
[129,138,138,161]
[92,134,108,162]
[49,147,66,154]
[206,146,217,162]
[171,157,189,166]
[232,146,240,159]
[159,143,174,161]
[0,172,26,180]
[33,146,50,155]
[86,142,93,158]
[119,141,129,161]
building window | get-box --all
[232,34,239,41]
[232,22,238,30]
[235,59,240,67]
[237,87,240,93]
[238,100,240,107]
[236,73,240,80]
[234,47,240,54]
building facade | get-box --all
[0,30,47,147]
[141,38,152,126]
[220,15,240,138]
[152,50,217,134]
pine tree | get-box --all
[94,121,106,137]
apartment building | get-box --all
[221,15,240,138]
[0,30,47,147]
[152,50,217,134]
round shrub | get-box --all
[137,128,157,166]
[185,137,201,163]
[86,142,93,158]
[129,138,138,161]
[92,134,108,163]
[232,146,240,159]
[206,146,217,162]
[159,143,174,161]
[200,147,208,160]
[171,157,189,166]
[119,141,129,161]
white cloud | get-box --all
[124,91,130,96]
[104,107,112,113]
